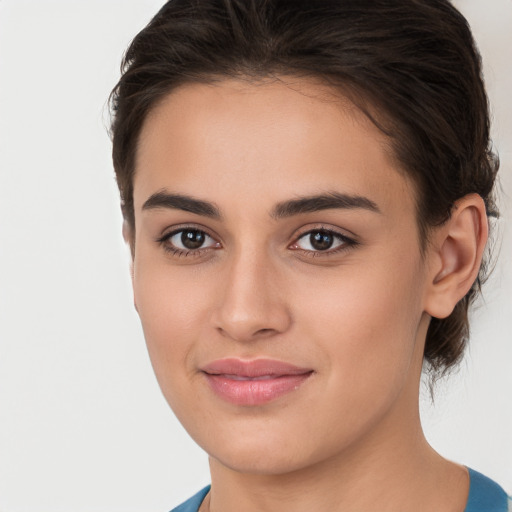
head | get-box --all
[109,0,498,473]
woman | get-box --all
[109,1,510,510]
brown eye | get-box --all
[180,229,206,249]
[292,229,354,254]
[309,231,334,251]
[165,228,218,252]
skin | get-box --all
[129,78,487,512]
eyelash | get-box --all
[156,225,219,258]
[290,226,358,258]
[156,225,358,259]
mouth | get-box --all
[201,358,314,406]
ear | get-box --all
[424,194,488,319]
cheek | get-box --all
[278,261,426,457]
[294,256,425,388]
[132,257,214,392]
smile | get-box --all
[201,358,314,406]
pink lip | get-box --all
[201,358,313,406]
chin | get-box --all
[210,443,316,476]
[195,417,348,477]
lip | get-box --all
[201,358,314,406]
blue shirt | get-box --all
[171,467,511,511]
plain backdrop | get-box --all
[0,1,510,511]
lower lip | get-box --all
[204,373,313,406]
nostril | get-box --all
[255,328,275,336]
[215,326,278,342]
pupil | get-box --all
[181,230,205,249]
[310,231,333,251]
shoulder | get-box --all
[170,486,210,512]
[465,468,511,512]
[170,473,512,512]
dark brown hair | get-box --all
[109,0,498,377]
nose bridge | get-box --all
[214,242,291,341]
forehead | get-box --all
[134,78,416,221]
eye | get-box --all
[158,227,220,255]
[290,229,355,254]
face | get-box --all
[132,78,432,475]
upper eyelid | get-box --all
[157,223,219,242]
[292,224,357,242]
[297,228,350,239]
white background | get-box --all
[0,1,510,511]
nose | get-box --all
[212,248,292,343]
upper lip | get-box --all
[201,358,313,378]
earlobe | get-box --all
[424,194,488,319]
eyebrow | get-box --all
[142,191,222,219]
[141,190,380,220]
[271,192,380,219]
